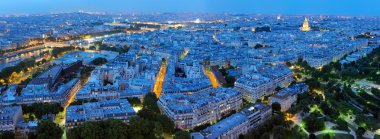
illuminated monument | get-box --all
[300,17,311,31]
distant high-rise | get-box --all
[300,17,311,31]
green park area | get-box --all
[277,45,380,139]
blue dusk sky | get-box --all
[0,0,379,16]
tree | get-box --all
[323,134,331,139]
[224,76,236,87]
[0,58,36,84]
[80,66,95,85]
[120,45,130,53]
[309,134,317,139]
[332,62,341,71]
[137,109,174,135]
[0,131,15,139]
[127,97,142,107]
[157,115,175,134]
[70,99,86,106]
[95,41,130,53]
[322,64,332,73]
[138,108,157,121]
[304,114,325,132]
[371,87,380,98]
[104,119,130,139]
[89,46,96,50]
[141,118,155,136]
[174,131,191,139]
[51,46,75,58]
[133,92,175,136]
[67,119,129,139]
[127,117,144,138]
[320,101,335,116]
[272,125,286,139]
[356,127,366,138]
[22,103,63,119]
[271,102,282,112]
[256,99,262,103]
[91,57,108,66]
[154,122,163,138]
[28,132,37,139]
[41,59,47,63]
[80,122,105,139]
[254,44,264,49]
[272,113,286,126]
[218,67,228,76]
[142,93,160,113]
[285,61,292,67]
[259,132,271,139]
[335,119,349,131]
[238,134,244,139]
[36,120,63,139]
[305,78,321,90]
[66,126,82,139]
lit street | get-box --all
[153,60,167,97]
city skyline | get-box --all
[1,0,380,16]
[1,1,380,139]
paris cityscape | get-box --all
[0,1,380,139]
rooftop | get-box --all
[199,113,247,139]
[0,106,21,118]
[159,87,240,114]
[66,99,135,121]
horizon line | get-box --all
[1,11,379,18]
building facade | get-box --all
[191,103,272,139]
[65,99,136,129]
[235,65,293,102]
[0,106,23,132]
[270,83,308,112]
[158,88,243,129]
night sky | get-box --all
[1,0,379,16]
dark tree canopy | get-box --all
[51,46,75,58]
[271,102,282,112]
[0,131,15,139]
[91,57,108,66]
[22,103,63,119]
[356,127,366,138]
[142,93,160,113]
[304,114,325,132]
[127,97,142,107]
[67,119,129,139]
[309,134,317,139]
[174,131,191,139]
[36,120,63,139]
